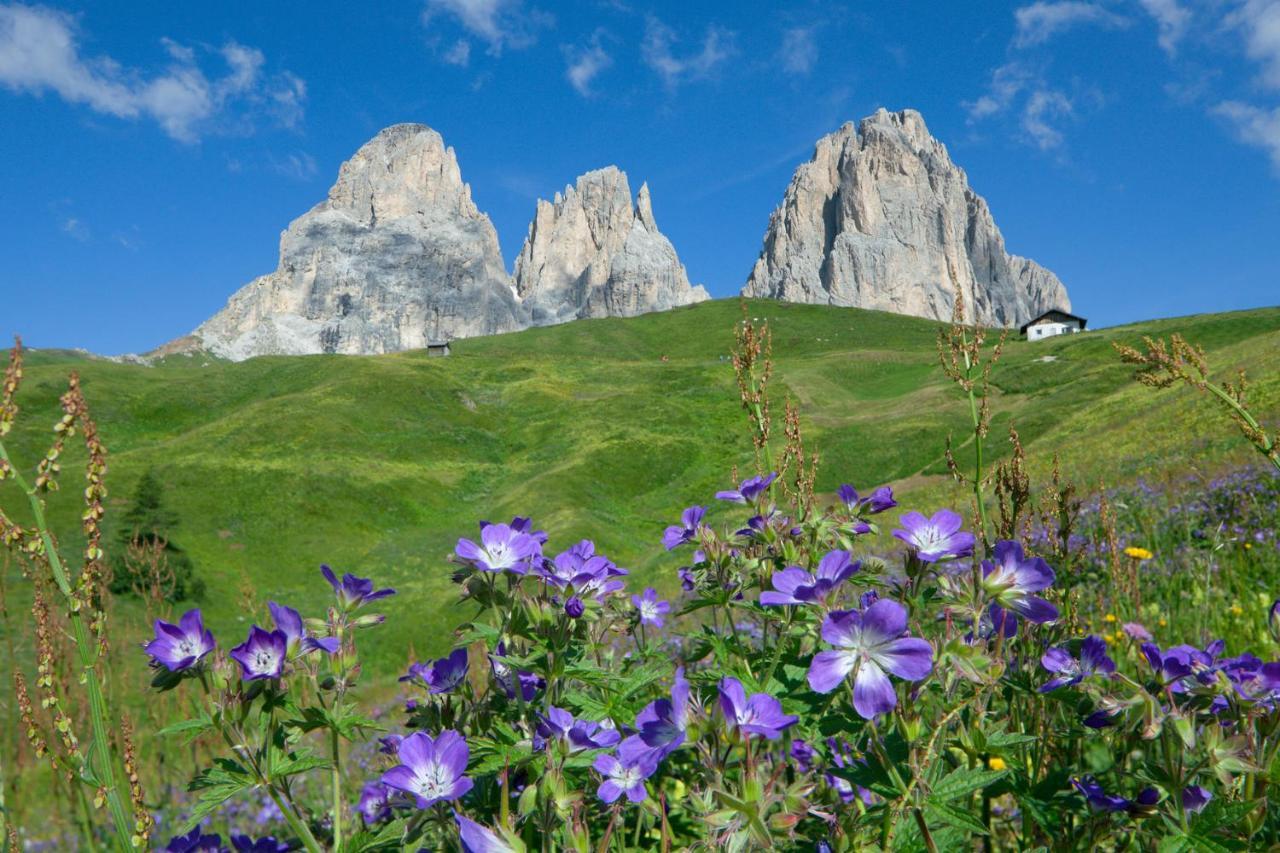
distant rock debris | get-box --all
[742,108,1070,327]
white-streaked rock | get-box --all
[743,108,1070,326]
[513,166,708,324]
[188,124,526,359]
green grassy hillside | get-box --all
[3,299,1278,671]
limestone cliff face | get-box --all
[190,124,526,359]
[512,167,708,325]
[742,108,1070,326]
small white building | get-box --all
[1020,309,1087,342]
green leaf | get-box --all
[924,801,990,835]
[179,760,256,833]
[929,766,1008,801]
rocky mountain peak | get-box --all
[743,108,1070,327]
[513,166,707,324]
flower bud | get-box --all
[564,596,585,619]
[351,613,385,629]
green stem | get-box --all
[0,439,133,850]
[265,784,325,853]
[1203,382,1280,473]
[330,727,343,852]
[961,339,991,549]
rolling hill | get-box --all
[2,299,1278,672]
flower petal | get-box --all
[852,660,897,719]
[807,650,856,694]
[859,599,908,644]
[871,637,932,681]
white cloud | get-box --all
[1022,89,1074,148]
[564,32,611,97]
[1013,1,1128,48]
[61,216,88,241]
[641,16,735,88]
[778,26,817,75]
[1229,0,1280,90]
[1214,100,1280,168]
[270,151,319,181]
[422,0,549,56]
[442,39,471,66]
[1137,0,1190,55]
[0,4,305,143]
[964,61,1033,120]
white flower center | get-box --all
[640,600,660,620]
[253,649,278,672]
[178,639,197,657]
[484,542,514,568]
[610,765,643,789]
[414,760,453,800]
[912,524,949,553]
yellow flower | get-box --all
[1124,546,1153,560]
[1104,613,1117,623]
[1230,604,1244,617]
[1158,618,1168,627]
[988,757,1007,771]
[1244,542,1253,550]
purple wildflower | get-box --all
[1072,776,1129,812]
[715,472,777,504]
[455,813,519,853]
[320,565,395,611]
[662,505,706,550]
[759,550,859,607]
[619,667,690,764]
[381,730,473,809]
[378,734,403,755]
[400,648,469,694]
[632,587,671,628]
[718,676,797,740]
[162,829,224,852]
[268,602,338,656]
[1182,785,1213,814]
[490,645,543,701]
[358,781,392,823]
[807,599,933,719]
[1270,599,1280,643]
[564,595,585,618]
[1040,636,1115,692]
[1122,621,1153,642]
[144,609,215,672]
[535,707,621,753]
[456,523,541,575]
[593,752,658,804]
[231,836,291,853]
[981,541,1058,624]
[790,739,815,772]
[892,510,975,562]
[838,484,897,515]
[488,515,548,545]
[229,626,288,681]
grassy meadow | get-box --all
[2,299,1278,672]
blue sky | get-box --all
[2,0,1279,353]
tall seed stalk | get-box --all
[0,339,134,848]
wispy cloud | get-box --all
[1013,1,1128,48]
[61,216,89,241]
[1137,0,1190,55]
[1228,0,1280,91]
[641,16,735,88]
[778,26,817,76]
[564,31,611,97]
[422,0,551,59]
[1022,89,1074,149]
[0,4,306,143]
[1214,101,1280,169]
[270,151,319,181]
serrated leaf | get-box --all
[929,766,1008,801]
[925,801,990,835]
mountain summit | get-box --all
[742,108,1070,326]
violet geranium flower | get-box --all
[268,601,339,656]
[231,836,291,853]
[534,707,621,753]
[230,626,288,681]
[807,599,933,719]
[490,644,543,701]
[662,505,706,550]
[1072,776,1130,812]
[718,676,798,740]
[400,647,469,694]
[144,609,215,672]
[981,541,1058,625]
[357,781,392,824]
[892,510,975,562]
[321,565,396,612]
[1040,636,1115,692]
[593,752,658,804]
[455,812,520,853]
[456,522,541,575]
[632,588,671,628]
[759,550,859,607]
[162,829,224,852]
[1182,785,1213,814]
[620,667,691,764]
[381,730,474,809]
[837,484,897,515]
[715,472,777,504]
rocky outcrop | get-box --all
[513,167,708,324]
[189,124,526,359]
[742,108,1070,327]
